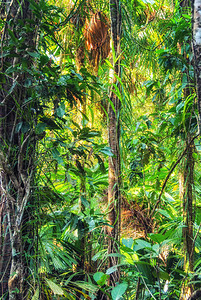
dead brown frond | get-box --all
[121,198,155,238]
[84,11,110,71]
[76,43,85,70]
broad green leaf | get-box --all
[40,117,60,130]
[45,279,64,295]
[56,102,65,118]
[35,122,46,134]
[92,250,105,261]
[108,253,124,258]
[71,70,83,80]
[111,283,128,300]
[93,272,108,286]
[51,148,64,165]
[40,55,49,66]
[27,51,40,58]
[183,14,191,19]
[176,101,184,113]
[157,209,171,219]
[99,147,113,156]
[192,152,198,159]
[7,29,18,43]
[81,196,90,208]
[122,238,134,249]
[21,122,30,133]
[31,287,39,300]
[134,239,152,251]
[153,270,170,281]
[106,265,123,275]
[74,281,98,292]
[15,122,23,133]
[148,233,166,243]
[24,78,32,87]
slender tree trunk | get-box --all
[179,137,195,270]
[192,0,201,132]
[108,0,121,287]
[176,3,196,298]
[0,1,38,298]
[179,86,195,299]
[179,135,195,300]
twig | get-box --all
[149,134,199,219]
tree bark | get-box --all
[108,0,121,287]
[179,137,195,272]
[0,1,38,298]
[192,0,201,132]
[178,3,196,297]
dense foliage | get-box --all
[1,0,201,299]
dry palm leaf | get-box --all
[84,11,110,70]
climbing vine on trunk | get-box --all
[108,0,122,286]
[0,0,39,298]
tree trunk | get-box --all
[177,2,195,298]
[179,137,195,269]
[0,1,38,298]
[192,0,201,132]
[108,0,121,287]
[179,136,195,300]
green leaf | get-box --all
[24,79,32,87]
[95,154,106,173]
[27,51,40,58]
[108,97,116,116]
[106,265,118,275]
[176,101,184,113]
[111,283,128,300]
[182,14,191,19]
[56,102,65,118]
[157,209,171,219]
[51,148,64,165]
[71,70,83,80]
[92,251,104,261]
[108,253,124,258]
[45,279,64,295]
[148,233,166,243]
[99,147,113,156]
[40,117,60,130]
[7,29,18,43]
[93,272,108,286]
[35,122,46,134]
[31,287,39,300]
[74,281,98,293]
[134,239,152,251]
[153,270,170,281]
[15,122,23,133]
[21,122,30,133]
[8,81,17,95]
[122,238,134,249]
[40,55,49,66]
[159,270,170,280]
[192,152,198,159]
[81,196,90,208]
